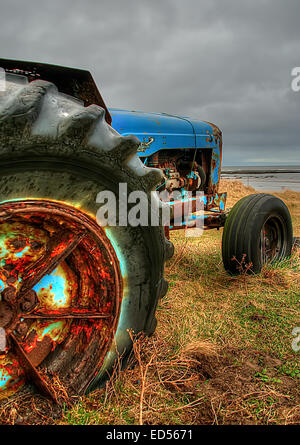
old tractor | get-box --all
[0,60,293,402]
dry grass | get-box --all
[220,178,257,207]
[0,179,299,425]
[58,179,299,426]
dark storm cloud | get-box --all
[0,0,299,164]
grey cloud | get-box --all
[0,0,299,165]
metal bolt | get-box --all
[6,273,18,285]
[15,322,28,337]
[0,301,13,329]
[21,289,38,312]
[21,301,33,312]
[1,286,17,305]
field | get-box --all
[1,180,299,425]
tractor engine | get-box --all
[143,150,206,193]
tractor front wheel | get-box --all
[222,194,293,274]
[0,73,171,401]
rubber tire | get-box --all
[0,75,172,395]
[222,193,293,275]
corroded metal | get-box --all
[168,191,227,231]
[0,200,122,401]
[19,230,86,296]
[169,212,226,231]
[10,333,58,402]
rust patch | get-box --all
[0,200,122,402]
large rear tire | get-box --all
[222,193,293,275]
[0,74,172,400]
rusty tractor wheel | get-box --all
[0,74,172,401]
[222,193,293,275]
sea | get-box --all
[221,166,300,192]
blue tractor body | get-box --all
[110,108,215,156]
[110,108,225,223]
[0,58,226,230]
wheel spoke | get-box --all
[9,333,58,402]
[0,199,122,401]
[22,308,112,320]
[19,230,86,296]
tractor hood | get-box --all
[110,108,218,157]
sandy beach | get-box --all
[222,166,300,192]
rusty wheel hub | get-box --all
[260,216,286,265]
[0,200,122,401]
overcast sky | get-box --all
[0,0,299,165]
